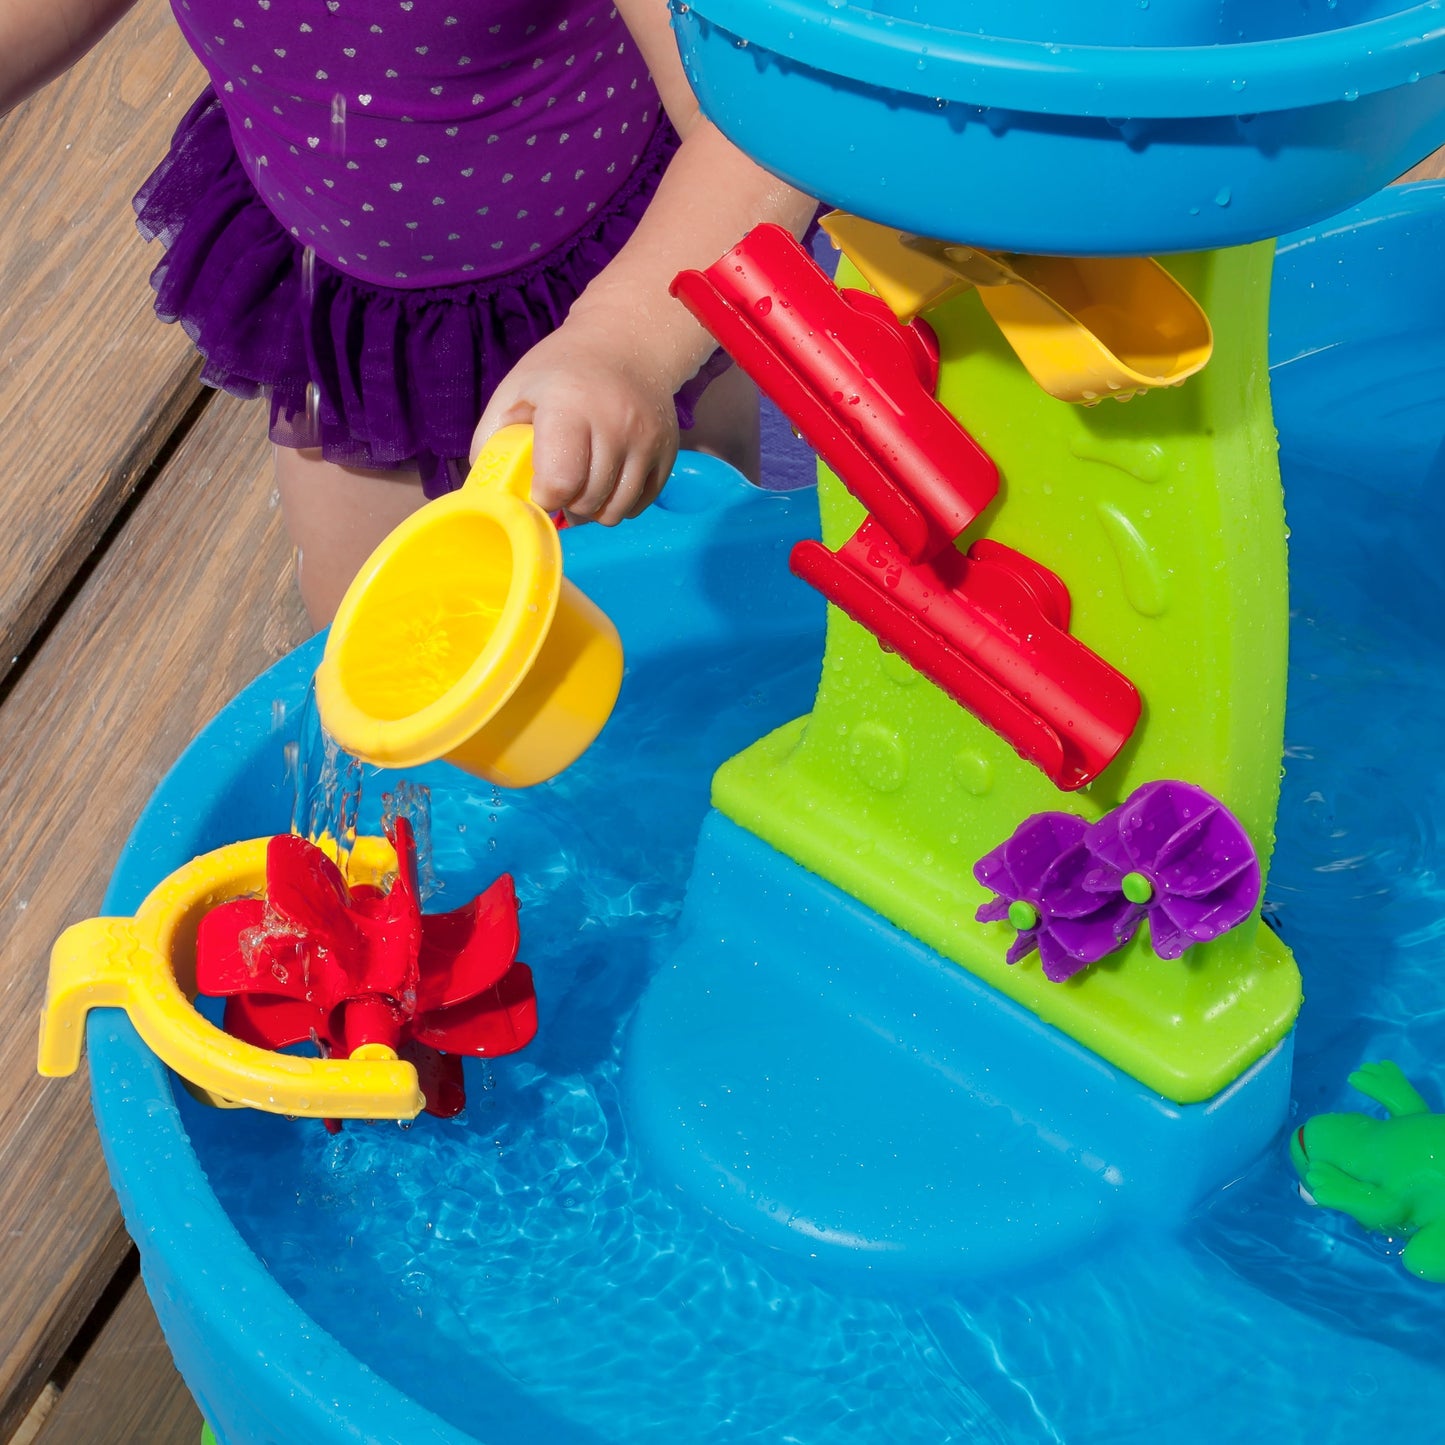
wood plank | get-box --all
[0,0,207,688]
[0,390,308,1440]
[1400,146,1445,184]
[31,1268,203,1445]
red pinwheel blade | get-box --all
[196,898,313,1003]
[351,816,423,1001]
[387,816,421,919]
[415,874,521,1012]
[348,884,389,911]
[265,833,361,956]
[399,1040,468,1119]
[223,993,331,1052]
[195,898,267,995]
[410,961,537,1057]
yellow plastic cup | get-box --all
[314,424,623,787]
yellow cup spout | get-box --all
[314,424,624,787]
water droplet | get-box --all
[304,380,322,444]
[1214,186,1232,208]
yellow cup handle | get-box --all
[464,423,537,503]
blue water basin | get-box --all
[85,183,1445,1443]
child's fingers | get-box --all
[636,441,677,513]
[529,409,593,511]
[619,434,678,521]
[596,449,658,527]
[623,465,666,522]
[569,432,628,521]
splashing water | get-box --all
[288,680,365,877]
[381,779,442,904]
[300,243,318,306]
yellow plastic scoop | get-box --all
[821,212,1213,404]
[820,210,974,322]
[38,835,427,1120]
[314,424,623,788]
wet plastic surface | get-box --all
[673,0,1445,251]
[85,185,1445,1442]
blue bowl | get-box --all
[673,0,1445,252]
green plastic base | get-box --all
[715,243,1301,1105]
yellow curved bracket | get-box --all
[37,837,426,1121]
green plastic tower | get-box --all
[714,243,1301,1105]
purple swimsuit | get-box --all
[136,0,710,489]
[173,0,657,286]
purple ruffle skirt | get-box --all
[134,89,726,495]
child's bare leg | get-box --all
[678,363,761,484]
[274,445,428,627]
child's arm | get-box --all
[472,0,817,526]
[0,0,140,115]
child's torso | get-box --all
[174,0,660,286]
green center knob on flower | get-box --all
[1007,899,1040,931]
[1121,871,1154,905]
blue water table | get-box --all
[43,2,1445,1440]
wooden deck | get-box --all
[0,4,307,1440]
[0,5,1441,1438]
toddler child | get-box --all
[3,0,815,619]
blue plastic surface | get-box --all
[79,186,1445,1442]
[87,461,823,1445]
[672,0,1445,252]
[627,813,1291,1279]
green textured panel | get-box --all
[714,243,1300,1104]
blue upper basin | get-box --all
[674,0,1445,251]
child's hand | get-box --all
[471,319,678,526]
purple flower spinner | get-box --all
[1084,780,1261,961]
[974,780,1262,980]
[973,812,1138,983]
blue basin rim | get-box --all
[682,0,1445,117]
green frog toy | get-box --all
[1291,1061,1445,1283]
